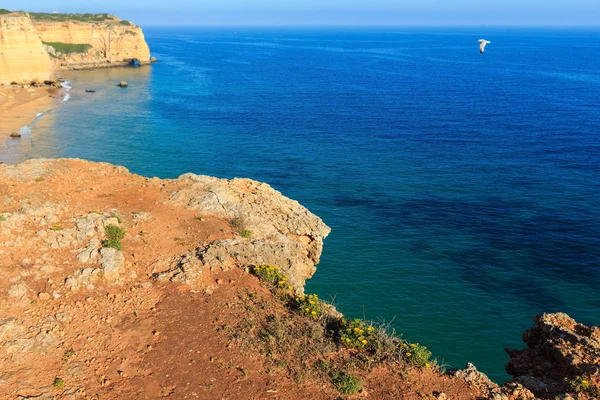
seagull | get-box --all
[478,39,491,54]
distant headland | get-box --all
[0,10,153,86]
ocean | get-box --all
[7,27,600,381]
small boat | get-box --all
[85,89,96,93]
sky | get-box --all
[4,0,600,26]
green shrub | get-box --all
[30,12,114,22]
[331,370,361,395]
[252,265,291,290]
[240,229,253,239]
[402,342,432,367]
[294,293,324,319]
[0,215,6,222]
[565,376,600,396]
[338,318,378,350]
[42,42,92,55]
[53,377,65,388]
[102,225,126,250]
[0,9,12,15]
[119,20,132,25]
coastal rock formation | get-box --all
[0,13,54,85]
[505,313,600,399]
[32,16,151,70]
[0,12,152,85]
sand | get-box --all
[0,85,62,144]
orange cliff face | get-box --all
[0,13,54,85]
[0,12,152,85]
[33,17,152,69]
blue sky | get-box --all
[5,0,600,26]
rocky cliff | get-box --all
[32,15,151,70]
[0,159,598,399]
[0,12,152,85]
[0,13,54,85]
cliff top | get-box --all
[0,10,134,25]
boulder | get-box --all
[117,81,128,88]
[504,313,600,398]
[9,132,21,138]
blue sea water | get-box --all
[8,27,600,381]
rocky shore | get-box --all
[0,158,598,399]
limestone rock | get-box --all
[99,247,125,282]
[167,174,330,289]
[504,313,600,398]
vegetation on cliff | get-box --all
[42,41,92,55]
[0,8,11,15]
[28,12,116,22]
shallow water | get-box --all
[13,27,600,381]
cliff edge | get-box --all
[0,159,597,399]
[0,12,54,85]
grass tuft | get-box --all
[102,224,126,250]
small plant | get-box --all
[0,215,6,222]
[240,229,252,239]
[338,318,378,350]
[194,216,203,221]
[119,20,132,25]
[295,294,323,319]
[53,377,65,388]
[252,265,292,290]
[51,224,64,231]
[331,370,361,395]
[402,342,432,367]
[565,376,599,396]
[63,349,75,359]
[102,224,126,250]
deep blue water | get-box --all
[10,27,600,381]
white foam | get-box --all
[36,112,44,117]
[19,125,32,136]
[61,80,72,103]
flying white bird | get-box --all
[478,39,491,54]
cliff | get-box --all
[0,159,598,399]
[31,13,151,70]
[0,13,54,85]
[0,12,152,85]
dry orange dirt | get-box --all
[0,159,488,399]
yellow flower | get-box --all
[410,343,417,348]
[361,340,367,345]
[309,301,315,305]
[311,311,317,315]
[425,363,431,368]
[406,352,412,357]
[367,327,375,331]
[354,327,360,332]
[582,379,589,384]
[288,286,293,290]
[305,308,310,312]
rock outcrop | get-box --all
[0,12,152,85]
[32,16,151,70]
[505,313,600,399]
[0,13,54,85]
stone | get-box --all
[10,132,21,138]
[37,292,51,301]
[504,313,600,398]
[117,81,128,88]
[99,248,125,281]
[8,283,28,298]
[77,238,100,263]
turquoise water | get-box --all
[9,27,600,381]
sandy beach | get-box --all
[0,85,62,145]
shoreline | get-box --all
[0,85,64,155]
